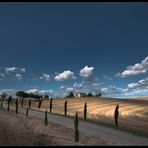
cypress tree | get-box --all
[26,108,29,117]
[38,100,42,110]
[44,109,48,126]
[64,100,67,116]
[15,99,18,114]
[1,98,4,108]
[21,98,24,108]
[74,112,79,142]
[49,98,53,113]
[84,102,87,120]
[28,99,31,109]
[7,96,12,111]
[114,104,119,127]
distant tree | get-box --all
[16,91,28,99]
[87,93,93,97]
[96,93,102,97]
[1,92,7,99]
[44,95,49,99]
[66,92,74,98]
[1,92,7,108]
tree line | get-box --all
[15,91,49,100]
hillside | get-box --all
[23,96,148,136]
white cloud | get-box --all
[15,73,23,80]
[40,73,51,82]
[101,86,122,95]
[127,77,148,90]
[60,86,65,89]
[80,66,95,81]
[65,87,74,93]
[20,68,26,73]
[0,89,16,98]
[0,73,5,80]
[5,67,18,74]
[116,56,148,78]
[25,89,54,97]
[5,67,26,74]
[39,90,53,96]
[26,89,39,94]
[127,83,138,89]
[73,82,84,89]
[54,70,76,81]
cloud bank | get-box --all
[116,56,148,77]
[40,73,51,82]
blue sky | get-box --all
[0,2,148,98]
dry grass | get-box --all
[0,109,108,146]
[15,96,148,136]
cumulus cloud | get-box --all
[73,82,84,89]
[5,67,26,74]
[15,73,23,80]
[25,89,53,96]
[101,86,123,95]
[128,77,148,90]
[0,73,5,80]
[116,56,148,78]
[26,89,39,94]
[0,89,16,97]
[38,90,53,96]
[80,66,95,81]
[65,87,74,93]
[40,73,51,82]
[5,67,18,74]
[54,70,76,81]
[20,68,26,73]
[60,86,65,89]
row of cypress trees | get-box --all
[1,97,119,143]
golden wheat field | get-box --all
[12,96,148,136]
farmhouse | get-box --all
[75,93,87,98]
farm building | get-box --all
[75,93,87,98]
